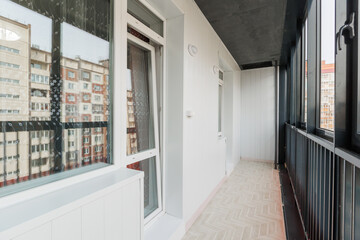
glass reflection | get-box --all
[127,157,158,217]
[0,0,112,190]
[127,42,155,155]
[320,0,335,131]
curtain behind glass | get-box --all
[127,43,155,155]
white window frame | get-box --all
[126,32,163,225]
[125,0,166,227]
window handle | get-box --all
[336,12,356,54]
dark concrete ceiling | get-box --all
[194,0,306,69]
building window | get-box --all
[0,93,20,99]
[94,75,101,81]
[67,95,75,102]
[68,141,75,148]
[68,82,75,89]
[82,71,90,80]
[32,158,48,167]
[0,0,112,194]
[0,61,20,69]
[93,85,101,91]
[95,145,102,152]
[0,45,20,54]
[95,135,102,142]
[84,148,90,154]
[83,94,90,101]
[319,0,335,131]
[31,103,49,111]
[0,77,20,85]
[31,74,49,84]
[0,109,20,114]
[31,89,47,97]
[68,71,75,79]
[31,63,42,69]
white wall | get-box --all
[169,0,241,226]
[224,70,241,175]
[240,67,276,162]
[165,14,184,219]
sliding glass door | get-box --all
[126,33,162,221]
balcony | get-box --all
[0,0,359,239]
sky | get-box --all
[0,0,109,63]
[320,0,335,64]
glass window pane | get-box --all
[320,0,335,131]
[127,42,155,155]
[127,157,158,217]
[127,0,163,37]
[0,0,112,194]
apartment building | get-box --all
[0,16,30,121]
[30,47,51,121]
[0,16,31,186]
[0,14,109,186]
[320,61,335,130]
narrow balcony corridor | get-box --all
[182,160,286,240]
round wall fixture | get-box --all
[188,44,198,56]
[213,65,219,75]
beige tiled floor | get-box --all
[182,159,286,240]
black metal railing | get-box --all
[285,123,360,240]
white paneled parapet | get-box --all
[0,168,144,240]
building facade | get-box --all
[0,15,109,187]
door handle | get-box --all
[336,12,356,54]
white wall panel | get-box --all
[240,67,275,162]
[122,181,142,240]
[104,188,123,240]
[171,0,241,225]
[1,170,143,240]
[52,209,82,240]
[224,70,242,175]
[12,223,51,240]
[82,199,105,240]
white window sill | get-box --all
[0,166,143,237]
[0,164,119,208]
